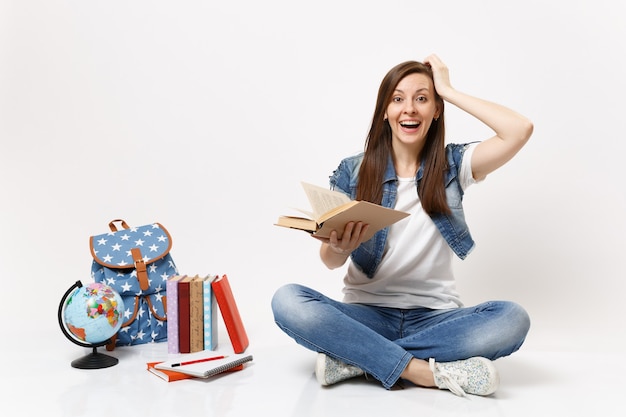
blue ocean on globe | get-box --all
[63,282,124,344]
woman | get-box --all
[271,54,533,397]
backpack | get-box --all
[90,219,178,350]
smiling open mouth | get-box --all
[400,121,420,128]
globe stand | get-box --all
[58,280,122,370]
[71,346,119,369]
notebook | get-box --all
[154,350,253,378]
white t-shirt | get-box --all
[342,143,479,309]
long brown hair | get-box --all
[356,61,450,215]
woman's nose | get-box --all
[403,101,417,113]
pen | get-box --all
[171,355,227,367]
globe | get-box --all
[58,280,125,369]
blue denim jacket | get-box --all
[329,143,476,278]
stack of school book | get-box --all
[166,274,219,355]
[148,274,250,382]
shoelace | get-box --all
[429,358,467,397]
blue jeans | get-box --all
[271,283,530,389]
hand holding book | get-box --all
[275,182,409,241]
[313,220,370,253]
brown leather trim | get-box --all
[105,334,117,351]
[90,222,173,269]
[106,294,166,350]
[146,296,167,322]
[108,219,130,232]
[131,247,149,291]
[121,296,139,327]
[106,294,136,351]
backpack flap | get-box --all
[90,222,172,267]
[90,221,174,294]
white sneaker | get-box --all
[429,357,499,397]
[315,353,365,386]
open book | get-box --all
[275,182,409,242]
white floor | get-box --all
[6,330,625,417]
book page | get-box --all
[301,182,351,219]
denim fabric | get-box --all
[329,143,476,278]
[272,284,530,389]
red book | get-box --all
[178,275,194,353]
[211,274,249,353]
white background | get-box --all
[1,0,624,356]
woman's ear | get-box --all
[434,104,442,120]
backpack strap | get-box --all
[108,219,130,232]
[131,247,149,291]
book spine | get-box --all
[166,275,181,354]
[178,277,192,354]
[189,275,204,353]
[211,274,249,353]
[147,362,197,382]
[203,275,218,350]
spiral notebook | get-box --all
[154,350,253,378]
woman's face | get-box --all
[385,72,440,149]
